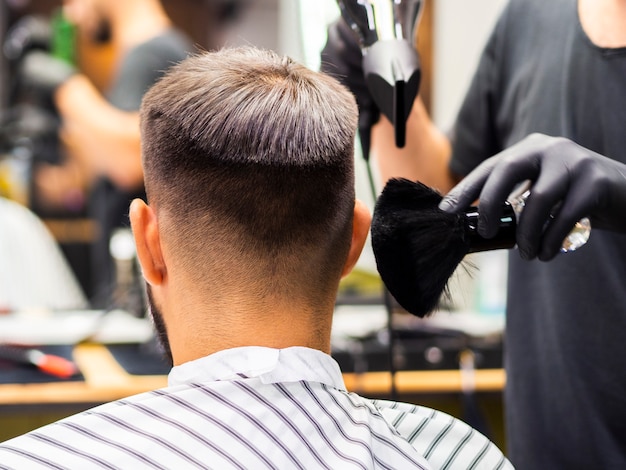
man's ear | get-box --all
[129,198,166,285]
[341,199,372,278]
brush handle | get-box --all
[465,205,516,252]
[465,190,592,254]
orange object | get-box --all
[0,345,78,379]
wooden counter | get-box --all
[0,343,505,406]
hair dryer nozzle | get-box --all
[338,0,424,148]
[362,39,420,147]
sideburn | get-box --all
[145,284,174,367]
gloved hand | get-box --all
[320,18,380,156]
[18,50,77,101]
[438,133,626,261]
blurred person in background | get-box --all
[21,0,193,307]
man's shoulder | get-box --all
[0,388,175,467]
[373,400,513,470]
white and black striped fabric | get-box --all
[0,347,513,469]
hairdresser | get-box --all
[321,0,626,468]
[19,0,192,306]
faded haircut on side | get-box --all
[139,46,359,303]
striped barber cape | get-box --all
[0,346,512,469]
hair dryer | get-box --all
[338,0,424,148]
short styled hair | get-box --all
[139,47,359,302]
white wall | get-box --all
[432,0,507,131]
[222,0,281,51]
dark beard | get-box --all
[145,284,173,367]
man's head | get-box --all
[130,47,370,363]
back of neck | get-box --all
[167,296,336,366]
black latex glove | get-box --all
[438,133,626,261]
[320,18,380,158]
[18,50,76,101]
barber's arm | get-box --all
[439,133,626,261]
[321,18,455,193]
[54,75,143,191]
[371,100,455,194]
[20,51,143,192]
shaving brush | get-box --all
[371,178,590,318]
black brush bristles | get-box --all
[371,178,472,318]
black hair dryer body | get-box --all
[338,0,424,148]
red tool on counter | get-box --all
[0,344,78,379]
